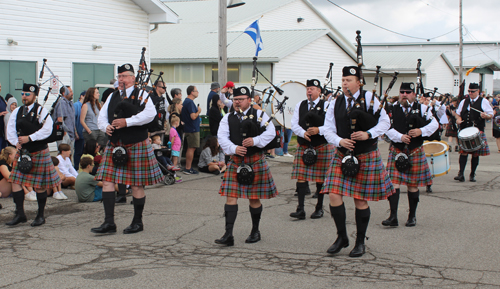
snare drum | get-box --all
[264,81,306,129]
[458,127,484,152]
[423,141,450,177]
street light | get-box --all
[218,0,245,87]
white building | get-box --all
[364,42,500,95]
[0,0,178,105]
[152,0,358,114]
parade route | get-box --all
[1,139,500,288]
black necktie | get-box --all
[347,97,354,112]
[309,101,315,111]
[237,112,243,122]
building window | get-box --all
[454,79,459,86]
[210,64,240,83]
[174,64,204,83]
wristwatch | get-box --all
[366,131,372,139]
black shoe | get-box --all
[31,216,45,227]
[214,235,234,246]
[405,217,416,227]
[115,196,126,203]
[245,231,261,243]
[381,215,398,227]
[290,208,306,220]
[455,145,459,152]
[310,209,324,219]
[91,222,117,234]
[6,214,27,226]
[326,236,349,254]
[426,185,432,193]
[0,203,2,209]
[349,242,366,257]
[312,192,318,199]
[454,174,465,182]
[123,223,144,234]
[470,174,476,182]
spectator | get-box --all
[49,157,65,200]
[207,82,220,113]
[56,144,78,190]
[169,115,182,168]
[168,87,182,105]
[151,134,172,169]
[53,85,77,155]
[75,156,103,202]
[208,94,227,137]
[181,85,202,174]
[4,95,17,139]
[101,79,117,104]
[219,81,235,110]
[74,91,85,171]
[149,81,168,136]
[168,98,184,160]
[0,146,16,198]
[494,101,500,153]
[80,139,101,174]
[198,136,226,175]
[80,87,107,148]
[0,82,8,149]
[282,128,294,157]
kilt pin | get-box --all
[10,148,61,190]
[321,149,395,201]
[219,153,277,199]
[386,146,433,187]
[96,138,163,186]
[291,143,335,182]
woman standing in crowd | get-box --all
[3,95,17,143]
[80,87,107,148]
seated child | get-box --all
[198,136,226,175]
[75,157,103,202]
[50,156,67,200]
[151,135,179,171]
[56,144,78,188]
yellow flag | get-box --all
[466,66,477,76]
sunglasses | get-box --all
[468,90,478,93]
[21,92,31,96]
[161,86,167,89]
[400,90,413,94]
[233,98,248,102]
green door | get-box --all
[0,60,36,103]
[73,63,114,101]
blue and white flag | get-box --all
[244,19,263,56]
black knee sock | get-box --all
[388,188,400,216]
[459,155,468,175]
[249,205,262,234]
[355,207,371,244]
[408,190,420,219]
[470,156,479,176]
[36,191,47,218]
[12,190,25,216]
[118,184,127,197]
[224,204,238,237]
[315,183,324,210]
[330,203,347,239]
[132,197,146,224]
[296,182,308,209]
[102,191,115,224]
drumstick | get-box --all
[469,106,483,114]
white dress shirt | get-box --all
[291,97,326,138]
[323,90,390,147]
[386,102,439,143]
[98,86,156,133]
[7,103,53,146]
[218,107,276,155]
[456,96,494,117]
[434,101,449,124]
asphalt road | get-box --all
[1,134,499,288]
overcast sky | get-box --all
[310,0,500,43]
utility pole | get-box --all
[459,0,463,85]
[218,0,228,86]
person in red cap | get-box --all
[219,81,235,110]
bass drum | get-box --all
[264,81,306,129]
[423,141,450,177]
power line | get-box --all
[325,0,459,41]
[463,25,497,62]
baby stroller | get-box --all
[154,147,178,185]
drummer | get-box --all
[383,82,438,227]
[454,83,493,182]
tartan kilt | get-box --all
[458,132,490,157]
[95,138,163,186]
[387,146,432,187]
[445,124,458,137]
[320,149,394,201]
[219,152,278,199]
[291,143,335,182]
[10,148,61,190]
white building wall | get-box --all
[425,57,455,94]
[274,35,356,84]
[0,0,151,106]
[230,0,329,32]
